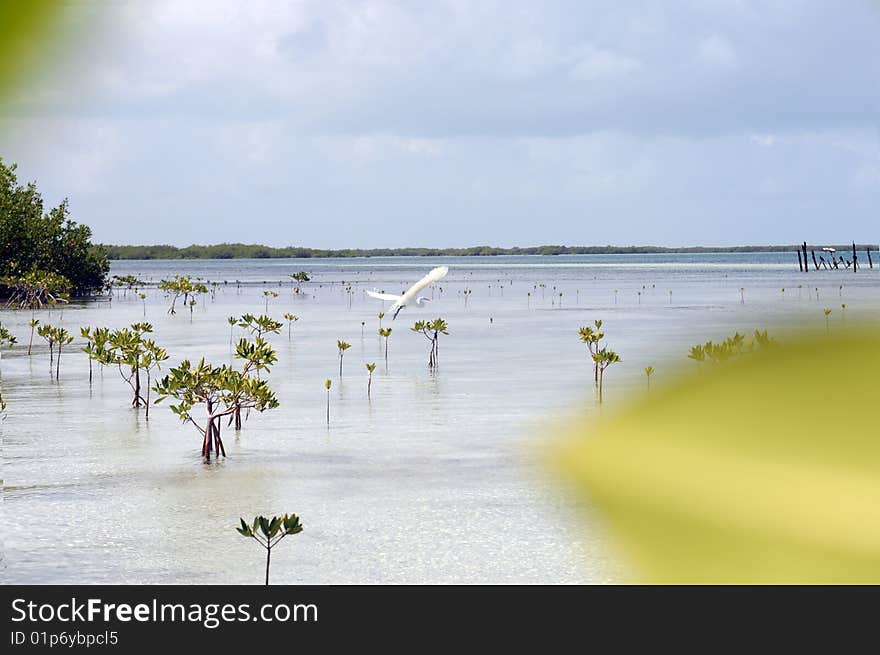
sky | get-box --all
[2,0,879,248]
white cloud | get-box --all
[570,47,642,81]
[750,133,777,147]
[697,33,738,69]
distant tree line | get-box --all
[100,242,875,260]
[1,158,109,298]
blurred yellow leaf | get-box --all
[0,0,88,107]
[555,326,880,583]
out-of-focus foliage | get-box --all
[555,327,880,583]
[0,1,70,105]
[687,329,775,364]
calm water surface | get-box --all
[2,253,878,583]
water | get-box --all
[2,253,878,583]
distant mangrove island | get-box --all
[101,243,876,260]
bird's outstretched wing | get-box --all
[390,266,448,319]
[402,266,448,300]
[366,290,402,301]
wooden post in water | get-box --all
[868,247,874,269]
[803,242,809,273]
[811,250,819,271]
[852,242,858,273]
[796,249,803,272]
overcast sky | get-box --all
[2,1,879,247]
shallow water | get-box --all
[2,253,878,583]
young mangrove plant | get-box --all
[138,292,147,316]
[411,318,449,369]
[37,323,58,365]
[27,318,38,355]
[283,313,299,340]
[337,340,351,376]
[85,323,168,418]
[154,358,278,459]
[0,325,15,408]
[645,365,655,390]
[365,362,376,398]
[111,274,146,296]
[263,290,279,312]
[237,314,283,340]
[290,271,311,294]
[379,327,392,365]
[80,326,109,385]
[823,308,832,334]
[51,326,74,381]
[593,348,621,402]
[230,336,277,428]
[236,514,304,585]
[227,316,237,344]
[324,378,332,424]
[578,320,604,384]
[0,324,15,348]
[158,276,207,315]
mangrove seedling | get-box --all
[237,314,283,340]
[411,318,449,369]
[824,308,832,334]
[153,358,278,458]
[366,362,376,398]
[236,514,304,585]
[645,365,655,390]
[593,348,621,402]
[290,271,311,294]
[230,336,278,428]
[85,323,168,418]
[283,313,299,340]
[379,327,392,365]
[27,318,39,355]
[263,290,279,312]
[578,320,604,384]
[324,378,332,424]
[227,316,237,344]
[158,276,207,315]
[377,311,385,331]
[53,326,74,381]
[80,326,108,385]
[138,292,147,316]
[37,323,58,364]
[337,340,351,376]
[0,324,16,348]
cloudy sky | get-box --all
[2,1,879,247]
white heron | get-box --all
[366,266,448,320]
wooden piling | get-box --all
[797,250,803,272]
[868,248,874,269]
[852,242,858,273]
[811,250,819,270]
[803,242,809,273]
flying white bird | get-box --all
[366,266,448,320]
